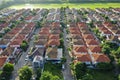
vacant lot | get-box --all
[44,62,63,79]
[9,3,120,9]
[92,70,116,80]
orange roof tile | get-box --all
[89,46,101,53]
[92,53,110,62]
[83,34,95,39]
[0,56,7,67]
[76,54,92,62]
[47,39,60,46]
[74,46,88,53]
[86,39,99,46]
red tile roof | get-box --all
[47,39,60,46]
[0,56,7,68]
[92,53,110,62]
[73,46,88,53]
[83,34,95,40]
[89,46,102,53]
[86,39,99,46]
[49,34,59,40]
[75,54,92,62]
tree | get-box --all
[81,73,93,80]
[35,68,41,80]
[51,75,60,80]
[74,62,87,79]
[40,71,52,80]
[20,40,28,51]
[102,44,111,54]
[1,63,14,80]
[115,47,120,58]
[61,57,66,64]
[18,66,32,80]
[40,71,60,80]
[117,59,120,71]
[96,62,113,70]
[3,63,14,72]
[4,27,10,33]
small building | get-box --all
[45,47,62,63]
[33,56,43,68]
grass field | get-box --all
[44,62,63,79]
[92,70,116,80]
[9,3,120,9]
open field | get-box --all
[92,70,116,80]
[9,3,120,9]
[44,62,63,79]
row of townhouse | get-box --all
[94,21,120,45]
[68,22,110,66]
[46,9,60,22]
[0,22,36,68]
[0,8,59,68]
[95,8,120,21]
[28,22,63,68]
[65,8,87,22]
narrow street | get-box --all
[11,28,40,80]
[62,29,74,80]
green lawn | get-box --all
[9,3,120,9]
[44,62,63,79]
[92,70,116,80]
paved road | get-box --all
[11,28,40,80]
[62,29,74,80]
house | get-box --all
[0,47,16,64]
[74,53,92,65]
[49,34,59,40]
[30,48,44,60]
[71,34,82,41]
[45,47,62,63]
[33,56,43,68]
[0,39,10,48]
[73,40,85,47]
[10,39,22,48]
[0,56,8,68]
[0,48,3,54]
[72,46,88,55]
[89,46,102,53]
[83,34,95,40]
[47,39,60,47]
[92,53,110,64]
[34,40,47,48]
[86,39,99,46]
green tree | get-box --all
[51,75,60,80]
[115,47,120,58]
[61,57,66,64]
[74,62,87,79]
[4,27,10,33]
[117,59,120,70]
[40,71,60,80]
[96,62,113,70]
[20,40,28,51]
[18,66,32,80]
[1,63,14,80]
[3,63,14,72]
[36,68,41,80]
[102,44,111,54]
[40,71,52,80]
[81,73,93,80]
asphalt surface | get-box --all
[62,29,74,80]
